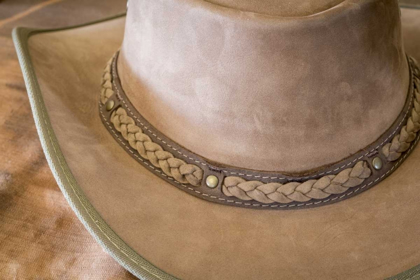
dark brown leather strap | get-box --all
[99,52,420,209]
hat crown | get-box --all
[118,0,408,173]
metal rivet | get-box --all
[372,157,383,170]
[106,100,114,111]
[206,175,219,188]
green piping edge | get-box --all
[400,3,420,9]
[10,7,420,280]
[12,14,177,280]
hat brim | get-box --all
[13,7,420,280]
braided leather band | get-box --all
[99,52,420,209]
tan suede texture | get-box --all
[118,0,409,173]
[26,6,420,280]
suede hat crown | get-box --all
[13,0,420,279]
[119,0,408,173]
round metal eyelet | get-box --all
[206,175,219,188]
[372,157,383,170]
[105,100,115,111]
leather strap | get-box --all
[99,52,420,209]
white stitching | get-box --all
[110,61,208,168]
[100,102,420,208]
[110,55,416,181]
[27,34,419,279]
[102,55,420,208]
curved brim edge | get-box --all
[12,14,176,280]
[11,8,420,280]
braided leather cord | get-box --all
[101,53,420,206]
[100,57,114,104]
[222,61,420,204]
[110,107,204,187]
[382,75,420,161]
[222,161,371,203]
[101,56,204,187]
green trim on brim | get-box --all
[400,1,420,10]
[11,7,420,280]
[12,14,177,280]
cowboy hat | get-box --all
[12,0,420,278]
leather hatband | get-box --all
[99,52,420,210]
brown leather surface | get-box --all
[118,0,409,173]
[104,52,420,209]
[25,6,420,280]
[0,0,135,279]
